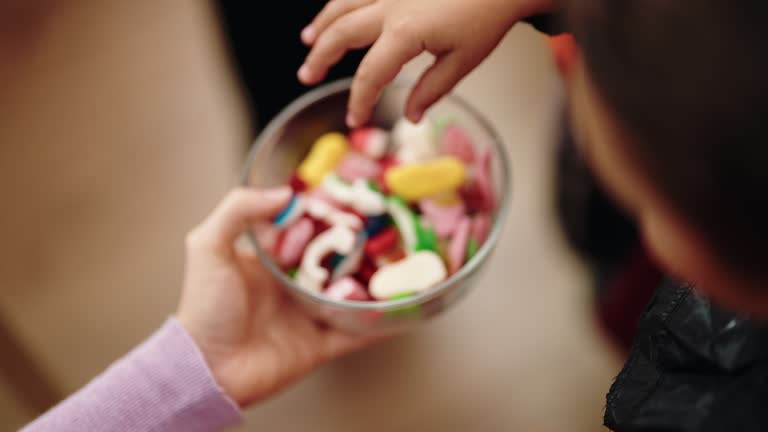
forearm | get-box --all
[21,318,241,432]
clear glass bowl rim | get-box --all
[241,78,512,312]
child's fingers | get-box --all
[189,187,292,254]
[299,7,382,85]
[347,31,422,127]
[302,0,377,45]
[405,51,474,123]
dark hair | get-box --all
[565,1,768,279]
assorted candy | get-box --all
[369,251,447,300]
[297,132,349,187]
[385,157,466,202]
[270,118,497,302]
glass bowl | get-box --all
[242,78,511,335]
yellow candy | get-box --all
[429,190,463,207]
[385,157,466,202]
[297,132,349,187]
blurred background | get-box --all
[0,2,622,431]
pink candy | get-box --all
[471,213,491,245]
[349,128,389,159]
[325,276,371,301]
[336,152,383,182]
[448,216,471,274]
[277,218,315,267]
[475,149,496,211]
[305,187,341,206]
[461,149,495,212]
[440,125,476,164]
[419,198,466,238]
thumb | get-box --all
[405,51,475,123]
[193,187,292,253]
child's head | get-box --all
[562,1,768,312]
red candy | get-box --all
[380,155,399,170]
[350,127,389,159]
[312,219,331,236]
[364,227,399,257]
[459,181,485,213]
[475,149,496,212]
[374,247,407,268]
[289,174,308,192]
[355,257,378,284]
[459,149,495,213]
[374,155,399,194]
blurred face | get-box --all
[565,55,768,315]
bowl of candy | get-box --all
[243,79,510,335]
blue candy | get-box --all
[273,194,304,228]
[328,253,345,270]
[330,232,367,281]
[364,214,391,237]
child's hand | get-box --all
[176,187,376,407]
[298,0,553,128]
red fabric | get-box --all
[547,34,577,77]
[596,246,664,352]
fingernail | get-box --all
[298,65,312,83]
[301,26,316,44]
[409,110,424,124]
[265,186,292,202]
[346,113,358,128]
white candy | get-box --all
[306,197,362,230]
[322,174,355,204]
[351,179,386,215]
[320,174,386,216]
[387,197,418,252]
[331,232,366,281]
[350,127,389,159]
[365,130,389,159]
[295,269,323,293]
[273,194,305,228]
[392,118,438,163]
[369,251,447,300]
[297,225,357,292]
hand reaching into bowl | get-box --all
[298,0,555,128]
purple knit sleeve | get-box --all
[21,318,242,432]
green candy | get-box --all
[385,293,422,319]
[328,253,345,269]
[367,179,381,193]
[466,239,479,262]
[434,115,457,138]
[415,218,438,252]
[288,268,299,279]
